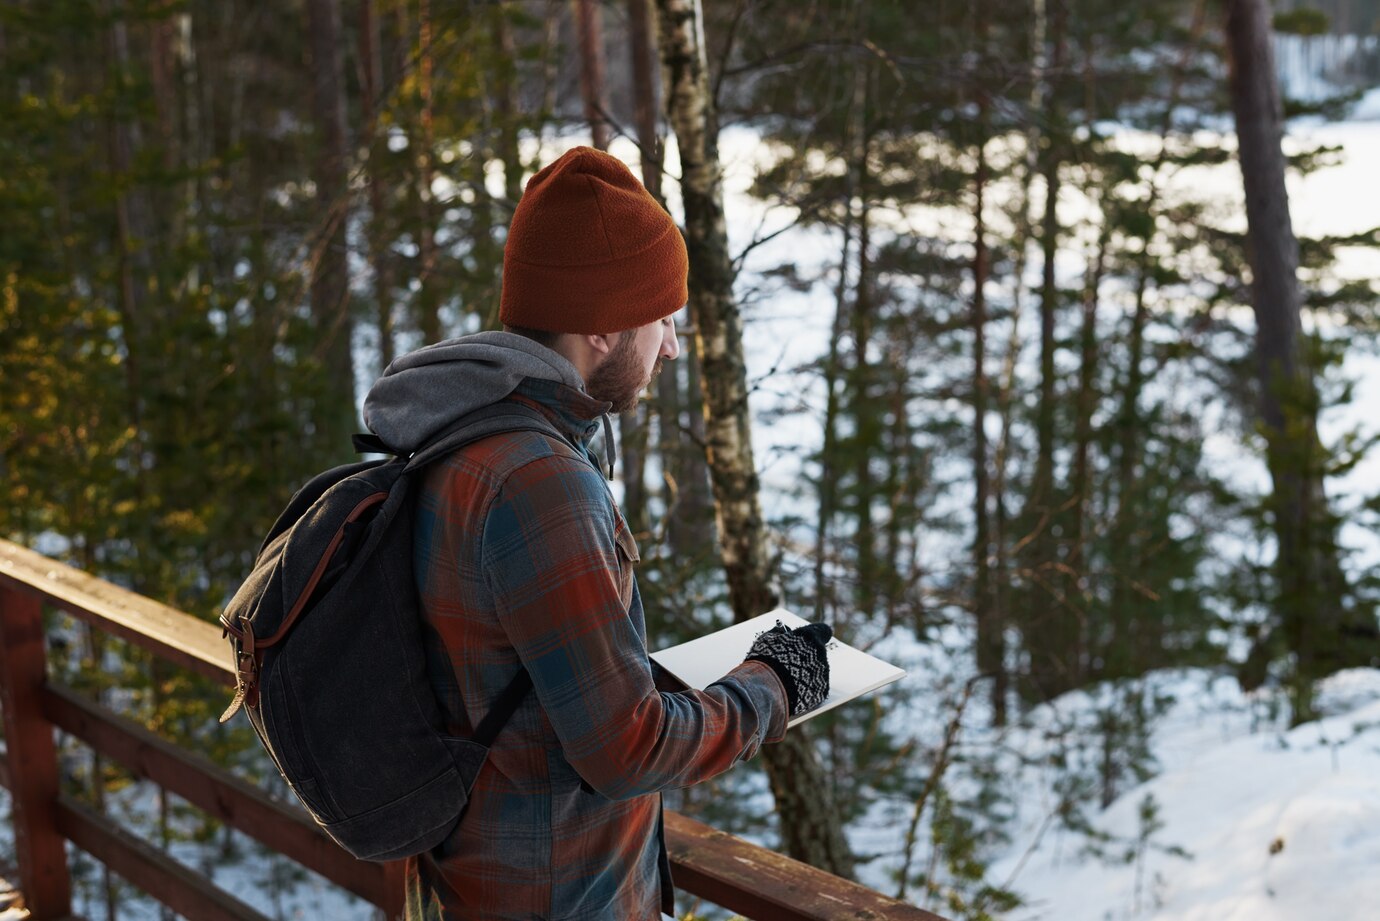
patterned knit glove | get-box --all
[744,621,833,716]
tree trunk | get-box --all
[1021,0,1076,702]
[1069,216,1107,676]
[620,403,651,540]
[679,320,716,551]
[654,0,855,879]
[619,0,666,538]
[415,0,441,343]
[1108,0,1208,678]
[659,354,687,543]
[574,0,613,150]
[1224,0,1376,722]
[359,0,396,371]
[628,0,663,200]
[540,1,561,135]
[663,330,716,558]
[972,92,1004,726]
[881,338,913,626]
[814,199,855,624]
[107,0,157,584]
[992,115,1039,723]
[850,189,879,621]
[496,3,525,207]
[1066,37,1105,683]
[147,5,180,198]
[305,0,356,454]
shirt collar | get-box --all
[508,378,618,478]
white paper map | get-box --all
[649,608,907,728]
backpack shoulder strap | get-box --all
[260,457,392,555]
[404,402,566,473]
[472,668,534,748]
[422,409,588,763]
[400,403,555,744]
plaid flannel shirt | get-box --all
[404,379,788,920]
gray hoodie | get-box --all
[361,331,590,444]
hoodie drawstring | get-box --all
[600,414,617,481]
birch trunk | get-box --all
[654,0,854,878]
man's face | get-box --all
[586,315,681,412]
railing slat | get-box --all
[665,810,945,921]
[0,586,72,920]
[53,794,273,921]
[39,681,397,912]
[0,541,232,686]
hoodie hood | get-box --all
[362,331,610,455]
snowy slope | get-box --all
[988,669,1380,921]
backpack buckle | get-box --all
[236,652,260,709]
[220,612,245,641]
[218,622,259,722]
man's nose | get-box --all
[662,324,681,360]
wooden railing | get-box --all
[0,539,943,921]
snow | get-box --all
[1352,86,1380,121]
[984,669,1380,921]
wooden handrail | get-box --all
[0,539,940,920]
[665,811,947,921]
[0,540,233,686]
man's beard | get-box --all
[587,332,663,413]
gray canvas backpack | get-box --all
[219,403,561,861]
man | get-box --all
[362,147,832,920]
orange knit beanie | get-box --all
[499,147,689,335]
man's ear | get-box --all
[583,332,616,356]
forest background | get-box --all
[4,0,1380,918]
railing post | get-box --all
[0,586,72,918]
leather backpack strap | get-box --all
[471,668,533,748]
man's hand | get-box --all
[744,621,833,716]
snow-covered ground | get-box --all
[988,668,1380,921]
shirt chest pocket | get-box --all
[613,519,640,610]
